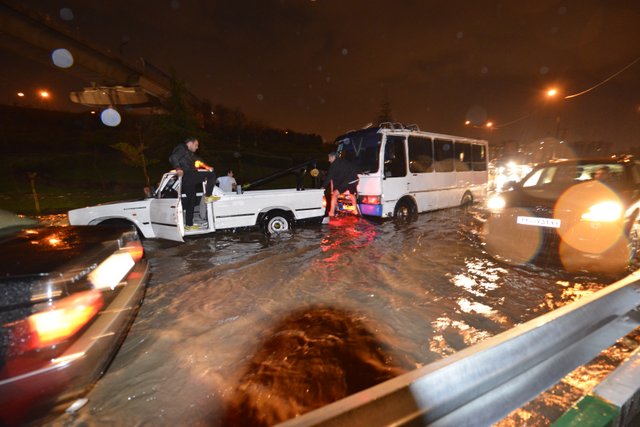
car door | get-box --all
[150,173,184,242]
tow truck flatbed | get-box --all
[68,171,326,242]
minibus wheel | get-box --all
[460,191,473,207]
[394,198,417,221]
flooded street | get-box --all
[48,208,630,426]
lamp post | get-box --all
[545,87,562,139]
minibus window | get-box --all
[455,142,472,171]
[408,136,433,173]
[472,144,487,171]
[434,139,454,172]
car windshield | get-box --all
[521,162,625,188]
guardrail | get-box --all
[279,271,640,427]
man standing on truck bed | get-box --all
[169,137,217,230]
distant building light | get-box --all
[39,90,50,99]
[17,92,25,97]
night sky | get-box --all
[2,0,640,147]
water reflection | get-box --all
[319,216,377,265]
[498,328,640,427]
[40,209,627,426]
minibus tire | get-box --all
[460,191,473,207]
[394,198,417,221]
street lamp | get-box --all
[544,86,563,140]
[37,90,52,109]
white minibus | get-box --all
[334,123,489,218]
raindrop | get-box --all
[539,66,549,75]
[101,108,121,127]
[558,6,567,15]
[456,31,464,39]
[59,8,74,21]
[480,66,489,74]
[317,65,323,71]
[325,76,331,82]
[51,48,74,68]
[170,0,180,9]
[257,93,264,101]
[341,48,348,55]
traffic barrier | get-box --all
[553,346,640,427]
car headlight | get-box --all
[487,195,506,211]
[581,201,624,222]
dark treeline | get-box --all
[0,104,327,191]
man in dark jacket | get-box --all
[322,152,359,217]
[169,137,217,229]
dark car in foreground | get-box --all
[482,156,640,275]
[0,210,149,426]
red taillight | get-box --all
[362,195,380,205]
[27,290,103,349]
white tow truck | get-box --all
[68,171,327,242]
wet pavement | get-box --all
[44,208,637,426]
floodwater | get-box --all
[46,208,638,426]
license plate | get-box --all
[517,216,561,228]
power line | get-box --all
[491,54,640,130]
[564,54,640,99]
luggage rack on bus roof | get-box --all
[378,122,420,131]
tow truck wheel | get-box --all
[262,210,292,235]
